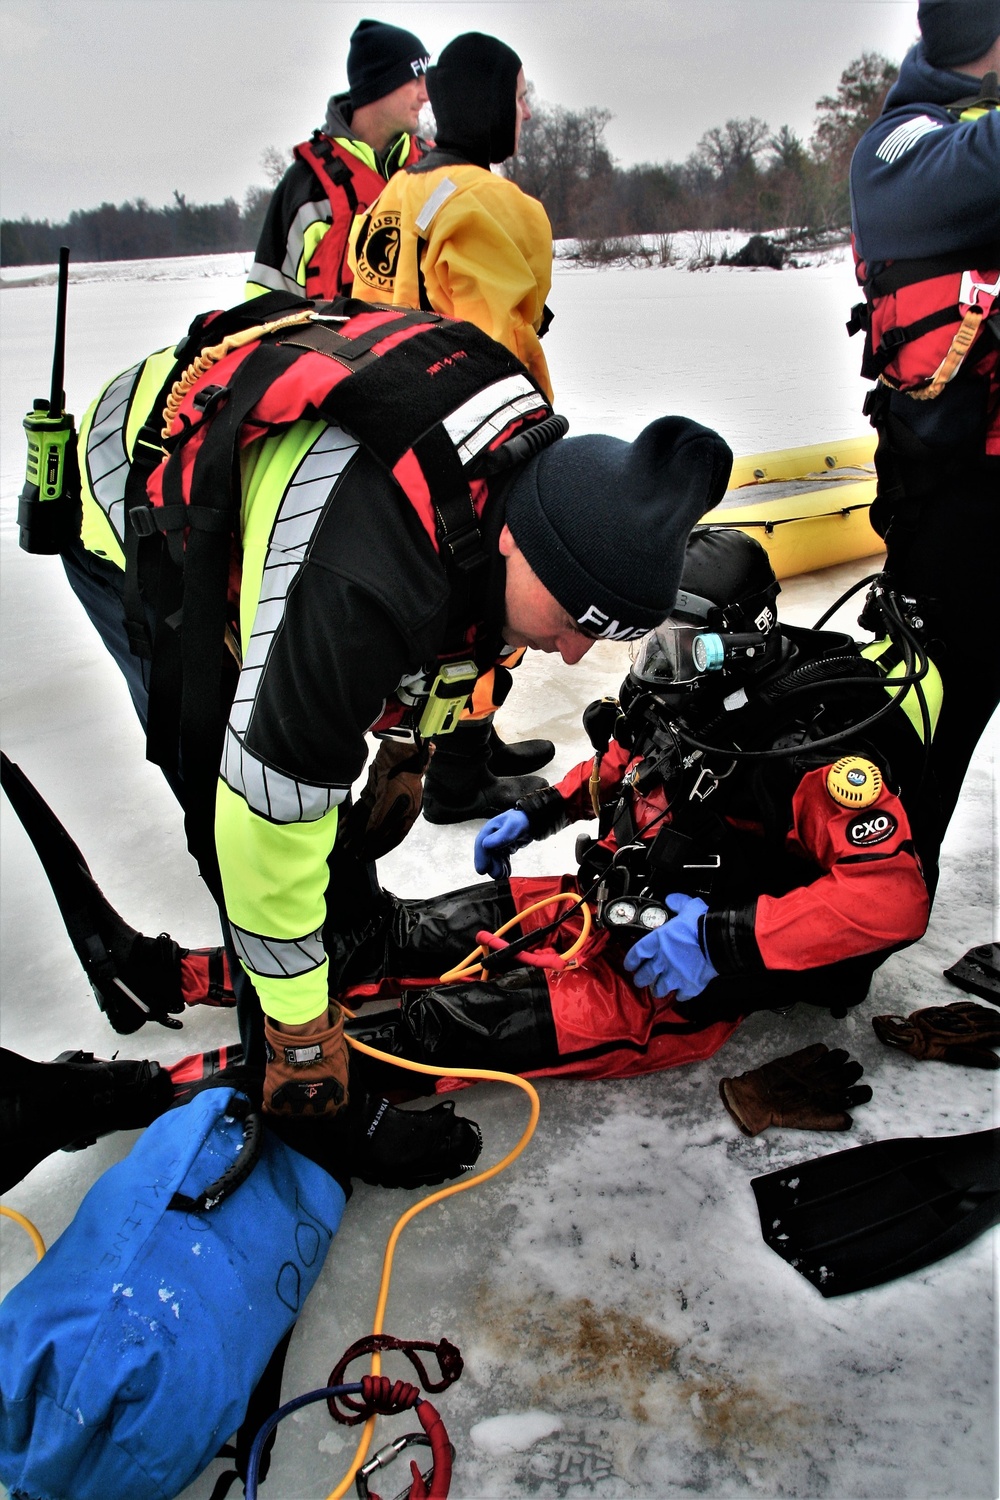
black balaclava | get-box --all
[427,32,522,167]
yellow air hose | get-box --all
[324,896,593,1499]
[438,891,592,983]
[1,896,592,1499]
[325,1044,541,1500]
[0,1204,46,1261]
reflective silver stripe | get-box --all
[876,116,943,164]
[442,374,545,464]
[228,921,326,978]
[222,424,359,820]
[85,361,142,545]
[246,260,297,295]
[221,727,348,822]
[415,177,458,232]
[249,201,331,294]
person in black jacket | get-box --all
[247,18,431,301]
[849,0,1000,830]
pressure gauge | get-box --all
[638,904,669,930]
[605,898,638,927]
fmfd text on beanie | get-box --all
[348,19,430,108]
[918,0,1000,69]
[504,417,734,641]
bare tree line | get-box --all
[1,53,897,268]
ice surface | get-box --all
[1,250,996,1500]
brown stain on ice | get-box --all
[476,1285,812,1454]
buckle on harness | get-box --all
[192,383,229,416]
[129,504,159,538]
[846,302,868,337]
[443,521,488,572]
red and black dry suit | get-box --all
[849,39,1000,826]
[339,625,938,1082]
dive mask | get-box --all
[630,619,726,686]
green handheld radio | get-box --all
[18,246,82,554]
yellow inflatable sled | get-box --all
[703,435,884,578]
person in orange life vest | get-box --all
[247,18,431,302]
[350,32,559,822]
[337,530,938,1086]
[849,0,1000,831]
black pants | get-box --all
[871,434,1000,831]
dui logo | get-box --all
[354,207,401,290]
[846,811,898,848]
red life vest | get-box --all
[294,132,423,298]
[849,242,1000,400]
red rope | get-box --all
[327,1336,463,1424]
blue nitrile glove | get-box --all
[623,893,718,1002]
[474,809,532,880]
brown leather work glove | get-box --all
[340,739,433,863]
[872,1001,1000,1069]
[263,1005,350,1118]
[719,1043,872,1137]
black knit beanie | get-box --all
[918,0,1000,67]
[427,32,522,167]
[504,418,734,641]
[347,19,430,107]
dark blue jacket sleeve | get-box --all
[851,46,1000,265]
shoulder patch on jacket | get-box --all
[876,115,944,164]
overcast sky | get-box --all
[2,0,921,223]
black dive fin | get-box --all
[751,1128,1000,1297]
[944,942,1000,1006]
[0,751,184,1033]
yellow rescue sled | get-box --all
[703,435,883,578]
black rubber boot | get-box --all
[0,1048,175,1192]
[0,753,187,1035]
[488,726,555,776]
[423,719,547,825]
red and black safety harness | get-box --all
[295,131,424,299]
[119,293,563,894]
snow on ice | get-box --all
[1,247,996,1500]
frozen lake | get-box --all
[1,249,996,1500]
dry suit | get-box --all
[348,158,554,400]
[340,625,941,1082]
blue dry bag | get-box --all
[0,1085,345,1500]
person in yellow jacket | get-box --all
[349,32,554,401]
